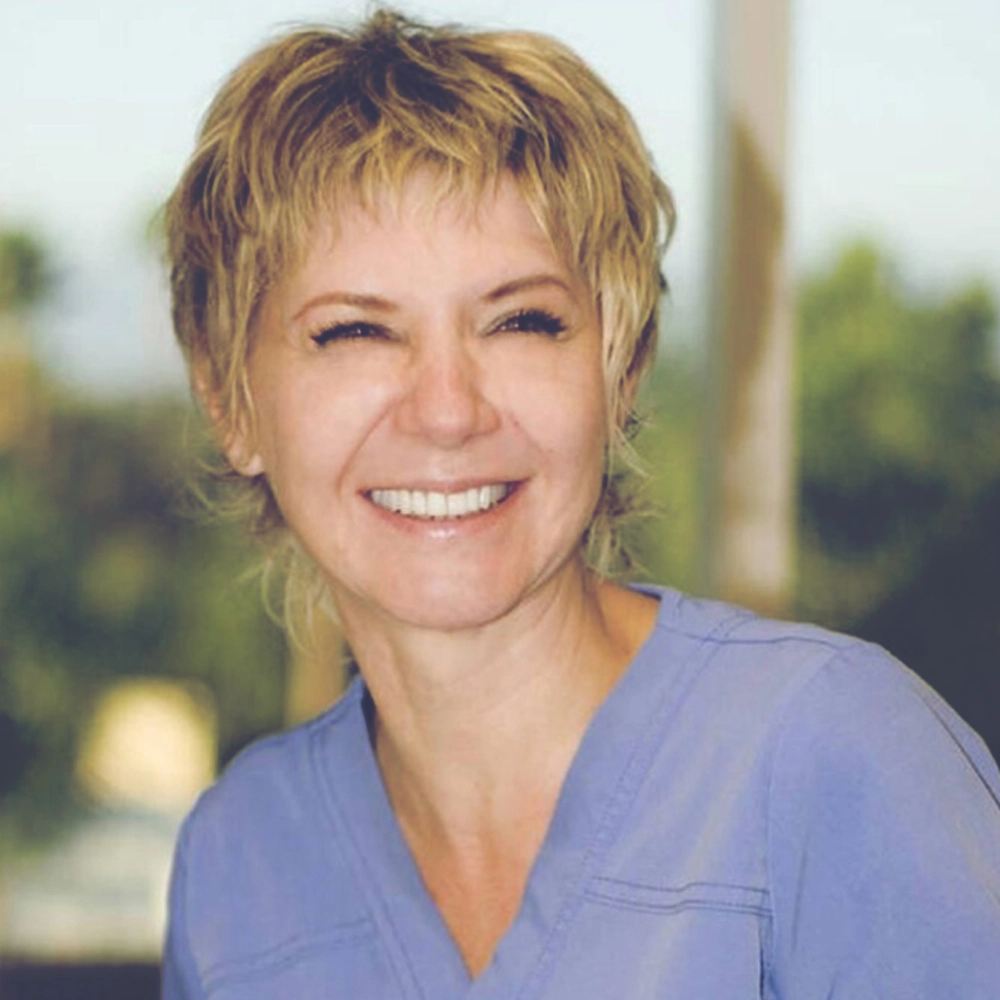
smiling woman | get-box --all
[160,9,1000,1000]
[166,10,670,601]
[234,178,609,633]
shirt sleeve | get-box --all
[161,820,206,1000]
[764,644,1000,999]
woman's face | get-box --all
[236,176,608,633]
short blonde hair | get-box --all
[166,8,674,629]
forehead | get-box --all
[277,174,578,306]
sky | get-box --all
[1,0,998,394]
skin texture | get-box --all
[230,176,659,975]
[238,176,608,633]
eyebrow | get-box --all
[483,274,571,302]
[291,274,571,322]
[292,292,398,322]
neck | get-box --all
[338,565,656,846]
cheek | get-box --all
[543,358,608,457]
[494,333,606,423]
[509,358,608,489]
[254,374,392,494]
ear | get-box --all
[223,426,266,478]
[193,361,265,477]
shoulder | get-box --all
[168,681,374,989]
[603,588,930,888]
[184,682,356,858]
[642,586,887,732]
[668,600,1000,994]
[764,641,1000,994]
[645,586,1000,824]
[763,629,1000,885]
[643,588,1000,992]
[767,634,1000,798]
[643,586,995,754]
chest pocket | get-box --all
[201,922,394,1000]
[585,876,769,917]
[541,879,771,1000]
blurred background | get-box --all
[1,0,998,995]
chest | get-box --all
[197,879,770,1000]
[183,611,786,998]
[421,866,526,979]
[190,750,775,1000]
[186,740,775,1000]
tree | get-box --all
[626,348,705,594]
[0,399,287,848]
[796,242,1000,627]
[0,228,50,313]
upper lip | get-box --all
[363,478,521,494]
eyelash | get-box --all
[308,309,566,347]
[491,309,566,337]
[309,321,387,347]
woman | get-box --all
[162,10,1000,999]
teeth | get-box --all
[370,484,510,519]
[428,491,447,517]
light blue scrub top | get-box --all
[163,588,1000,999]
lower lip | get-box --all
[363,482,524,538]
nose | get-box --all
[394,335,500,447]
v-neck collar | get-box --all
[310,586,702,1000]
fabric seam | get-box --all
[761,645,861,995]
[308,701,428,1000]
[202,920,375,994]
[512,608,752,1000]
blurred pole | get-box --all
[702,0,794,617]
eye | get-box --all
[309,321,389,347]
[492,308,566,338]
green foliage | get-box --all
[796,242,1000,625]
[0,399,286,847]
[626,350,704,593]
[630,242,1000,639]
[0,228,51,312]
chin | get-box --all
[340,560,538,635]
[381,581,522,633]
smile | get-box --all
[368,484,513,520]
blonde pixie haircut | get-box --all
[166,8,674,630]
